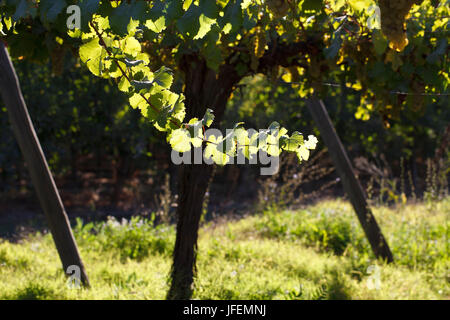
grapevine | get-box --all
[87,17,317,165]
[0,0,448,301]
[378,0,424,52]
[1,0,447,127]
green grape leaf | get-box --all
[268,121,280,131]
[40,0,66,24]
[304,135,318,149]
[145,16,166,33]
[177,4,201,38]
[79,38,103,63]
[348,0,374,12]
[241,0,252,10]
[216,132,236,156]
[194,14,216,40]
[202,109,215,127]
[281,131,304,152]
[244,131,259,160]
[169,128,192,153]
[171,96,186,123]
[233,122,245,130]
[129,93,146,110]
[296,145,310,162]
[266,145,281,157]
[213,151,231,165]
[118,76,131,92]
[266,134,280,156]
[109,0,148,36]
[156,104,173,129]
[204,135,219,159]
[148,92,165,114]
[131,80,153,93]
[79,38,105,76]
[153,66,174,88]
[187,118,204,147]
[234,128,249,147]
[124,58,145,68]
[257,131,269,149]
[183,0,193,11]
[123,36,141,57]
[205,135,231,166]
[205,134,231,165]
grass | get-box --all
[0,198,448,300]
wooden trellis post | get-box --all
[306,98,394,262]
[0,42,90,286]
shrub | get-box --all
[74,215,175,262]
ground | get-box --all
[0,198,448,300]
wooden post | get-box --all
[0,42,90,285]
[306,98,393,262]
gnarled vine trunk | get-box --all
[167,55,241,300]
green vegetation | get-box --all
[0,198,448,300]
[2,0,448,299]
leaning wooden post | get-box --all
[306,98,393,263]
[0,42,90,285]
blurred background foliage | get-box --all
[225,74,449,163]
[0,56,171,209]
[224,74,449,201]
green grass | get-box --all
[0,198,448,300]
